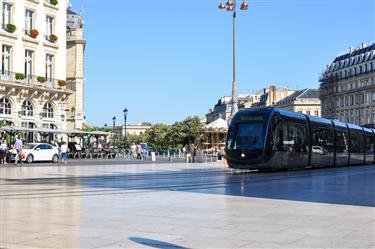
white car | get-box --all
[10,143,59,163]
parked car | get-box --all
[9,143,59,163]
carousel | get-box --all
[201,118,228,155]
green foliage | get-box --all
[49,34,58,42]
[6,24,16,33]
[15,73,25,80]
[37,76,46,83]
[49,0,58,6]
[146,124,172,151]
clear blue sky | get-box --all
[70,0,374,126]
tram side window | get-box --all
[271,118,284,152]
[336,130,349,153]
[312,125,334,154]
[227,126,235,150]
[284,121,308,153]
[350,131,363,153]
[366,134,374,154]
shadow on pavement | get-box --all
[2,165,375,207]
[129,237,189,249]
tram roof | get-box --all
[0,126,112,136]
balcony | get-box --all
[0,71,69,92]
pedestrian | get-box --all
[14,136,23,165]
[136,144,143,160]
[60,142,68,165]
[189,143,196,163]
[0,139,8,165]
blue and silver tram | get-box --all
[226,107,375,170]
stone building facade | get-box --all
[320,43,375,126]
[0,0,85,141]
[275,89,321,116]
[66,8,85,129]
[244,85,295,108]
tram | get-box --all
[226,107,375,170]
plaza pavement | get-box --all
[0,161,374,249]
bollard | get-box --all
[169,156,172,163]
[151,152,156,162]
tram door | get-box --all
[282,120,309,168]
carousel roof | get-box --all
[204,118,228,130]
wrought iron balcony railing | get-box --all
[0,71,64,90]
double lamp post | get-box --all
[112,108,128,150]
[218,0,248,116]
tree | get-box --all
[146,124,172,151]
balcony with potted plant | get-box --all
[44,34,59,49]
[1,23,17,40]
[23,29,40,45]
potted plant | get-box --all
[49,0,58,6]
[49,34,58,42]
[15,73,25,80]
[6,24,16,33]
[58,80,66,87]
[37,76,46,83]
[30,29,39,38]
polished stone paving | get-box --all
[1,162,374,248]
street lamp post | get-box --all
[112,116,116,147]
[218,0,248,116]
[123,108,128,150]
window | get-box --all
[336,129,349,153]
[1,45,11,77]
[22,100,33,116]
[311,124,334,154]
[306,111,311,115]
[2,2,11,28]
[284,121,308,153]
[24,50,33,83]
[314,110,319,116]
[42,102,54,118]
[0,97,11,115]
[45,16,53,39]
[45,54,53,82]
[25,9,34,35]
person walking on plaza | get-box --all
[60,142,68,165]
[189,143,196,163]
[0,139,8,165]
[14,136,23,165]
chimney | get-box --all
[361,43,367,49]
[349,46,353,53]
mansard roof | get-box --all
[276,89,319,105]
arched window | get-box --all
[22,100,33,116]
[42,102,54,118]
[0,97,11,115]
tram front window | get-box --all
[227,122,266,150]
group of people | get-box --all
[129,143,148,160]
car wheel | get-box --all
[26,154,34,164]
[52,154,59,163]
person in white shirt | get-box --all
[60,142,68,165]
[0,139,8,165]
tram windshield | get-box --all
[227,115,267,150]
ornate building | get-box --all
[320,43,375,126]
[0,0,85,141]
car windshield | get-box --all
[23,144,37,149]
[227,115,267,150]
